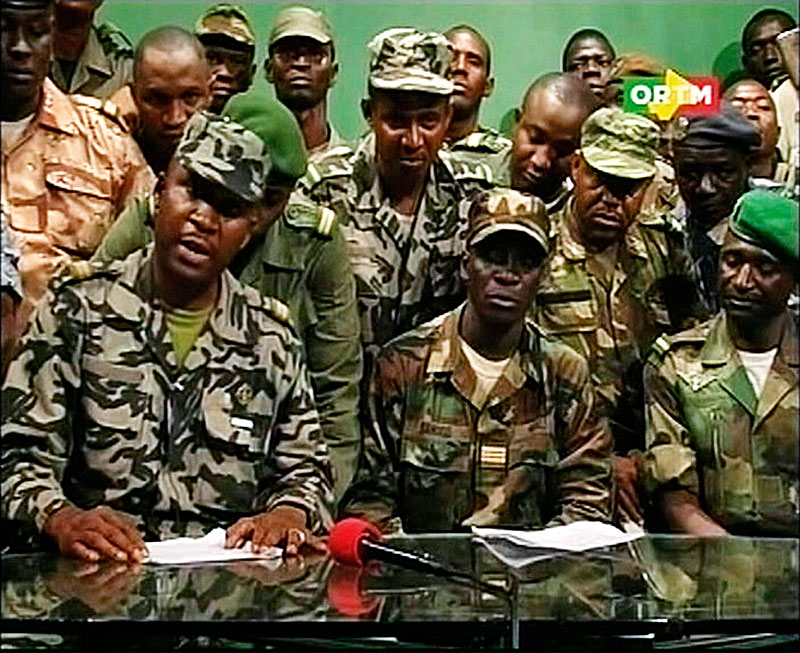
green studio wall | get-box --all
[99,1,798,140]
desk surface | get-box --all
[2,534,798,648]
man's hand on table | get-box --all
[45,557,143,614]
[225,505,327,557]
[44,505,148,563]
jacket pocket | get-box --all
[536,288,598,334]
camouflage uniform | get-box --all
[1,78,152,323]
[1,211,22,302]
[343,306,612,532]
[443,125,512,186]
[0,247,334,540]
[534,197,706,453]
[643,312,798,536]
[50,22,134,100]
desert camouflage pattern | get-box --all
[444,126,512,186]
[299,132,493,358]
[1,211,22,300]
[90,193,361,502]
[467,188,549,251]
[342,306,612,532]
[533,197,708,453]
[643,312,799,537]
[50,22,133,100]
[367,28,453,95]
[177,112,271,203]
[1,247,334,540]
[581,108,659,179]
[1,79,152,324]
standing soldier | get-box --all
[342,189,612,532]
[50,0,133,99]
[533,108,707,526]
[644,190,798,536]
[265,5,346,162]
[195,3,257,114]
[442,25,511,183]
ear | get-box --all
[570,150,582,181]
[264,58,274,83]
[459,252,470,286]
[483,76,495,99]
[330,61,340,88]
[361,98,372,123]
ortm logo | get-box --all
[623,70,720,121]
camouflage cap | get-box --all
[581,107,659,179]
[368,28,453,95]
[467,189,550,255]
[729,189,798,265]
[195,3,256,48]
[223,87,307,182]
[269,6,333,47]
[176,111,271,203]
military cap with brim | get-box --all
[674,106,760,152]
[223,87,307,181]
[467,189,550,256]
[195,3,255,48]
[581,107,659,179]
[269,6,333,46]
[729,189,798,265]
[3,0,54,7]
[176,112,271,203]
[368,28,453,95]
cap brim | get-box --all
[469,223,548,254]
[370,74,453,95]
[582,145,656,179]
[270,28,331,46]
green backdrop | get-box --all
[99,1,798,139]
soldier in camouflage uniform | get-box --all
[1,110,334,561]
[1,211,23,379]
[644,190,798,537]
[342,189,612,532]
[533,108,708,526]
[300,28,493,371]
[441,25,511,183]
[50,1,133,100]
[509,73,599,216]
[92,89,362,502]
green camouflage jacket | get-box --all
[342,305,612,532]
[91,195,362,502]
[443,125,512,186]
[643,312,798,537]
[1,248,334,540]
[50,23,133,100]
[533,197,708,453]
[299,132,494,357]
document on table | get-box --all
[145,528,283,565]
[473,521,644,569]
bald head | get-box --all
[133,26,208,82]
[512,73,599,201]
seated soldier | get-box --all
[1,110,334,560]
[342,189,612,533]
[644,190,798,537]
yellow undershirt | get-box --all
[165,305,213,367]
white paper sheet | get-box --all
[145,528,282,565]
[473,520,644,554]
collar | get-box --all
[706,219,728,247]
[82,27,113,78]
[37,78,81,135]
[701,311,799,368]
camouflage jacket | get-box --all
[533,197,709,453]
[1,248,334,540]
[50,23,134,100]
[342,305,613,532]
[443,125,512,186]
[299,132,493,356]
[643,312,798,537]
[91,195,362,502]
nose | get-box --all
[291,51,311,68]
[211,62,233,81]
[530,144,554,172]
[699,171,716,195]
[7,25,32,59]
[164,99,189,128]
[493,264,522,285]
[404,121,423,150]
[730,262,755,292]
[582,61,601,78]
[451,52,468,74]
[763,41,779,62]
[188,201,219,233]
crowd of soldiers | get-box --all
[1,0,798,567]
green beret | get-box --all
[222,87,308,182]
[729,189,798,265]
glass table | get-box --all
[2,534,798,649]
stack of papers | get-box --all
[145,528,283,565]
[473,521,644,569]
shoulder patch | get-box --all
[95,22,134,57]
[299,151,353,191]
[284,198,337,236]
[71,93,129,130]
[262,295,292,326]
[54,259,120,290]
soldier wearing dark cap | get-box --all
[50,0,133,100]
[534,108,708,527]
[342,189,612,533]
[672,108,761,311]
[644,190,798,537]
[265,5,345,162]
[195,3,257,114]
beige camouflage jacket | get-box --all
[533,197,708,453]
[1,248,334,541]
[443,125,512,186]
[342,305,612,532]
[643,312,798,536]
